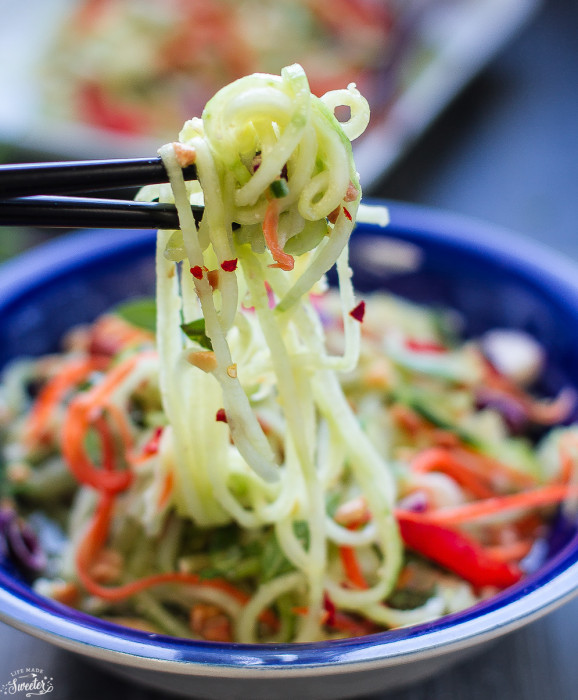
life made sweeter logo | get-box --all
[0,668,54,697]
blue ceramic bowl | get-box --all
[1,201,578,700]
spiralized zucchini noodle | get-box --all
[144,64,400,640]
[1,65,578,644]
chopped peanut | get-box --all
[89,548,123,584]
[51,581,80,607]
[172,142,197,168]
[190,604,232,642]
[430,429,461,448]
[7,462,31,484]
[226,364,238,379]
[62,325,91,353]
[364,358,393,389]
[334,496,370,528]
[187,351,218,373]
[390,404,422,435]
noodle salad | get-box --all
[1,65,577,644]
[41,0,402,139]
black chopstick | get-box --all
[0,196,204,230]
[0,157,197,198]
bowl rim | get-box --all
[1,200,578,678]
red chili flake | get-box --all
[215,408,228,423]
[405,338,447,353]
[143,427,163,455]
[323,592,336,627]
[190,265,204,280]
[343,207,352,221]
[221,259,238,272]
[349,301,366,323]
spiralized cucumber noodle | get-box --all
[138,64,401,642]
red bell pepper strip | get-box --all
[397,512,523,589]
[79,83,150,135]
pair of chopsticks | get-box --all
[0,157,202,229]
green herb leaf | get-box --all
[387,587,435,610]
[181,318,213,350]
[260,522,309,582]
[269,178,289,199]
[261,533,294,582]
[115,298,156,332]
[198,567,225,580]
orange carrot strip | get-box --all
[558,433,578,484]
[81,566,278,630]
[411,447,495,499]
[104,402,134,453]
[93,415,116,472]
[157,470,175,510]
[263,199,294,271]
[449,447,537,490]
[62,400,132,494]
[88,314,154,357]
[482,356,574,425]
[484,540,533,562]
[62,352,156,493]
[76,493,116,584]
[89,351,156,405]
[24,356,107,448]
[75,494,278,629]
[339,546,369,590]
[410,484,578,526]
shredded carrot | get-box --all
[88,315,154,356]
[157,470,175,510]
[76,493,116,587]
[339,546,369,589]
[89,351,156,405]
[24,356,108,449]
[263,198,294,271]
[104,402,134,453]
[514,513,544,538]
[82,564,278,629]
[482,356,574,425]
[62,399,132,494]
[291,606,310,617]
[62,352,156,493]
[410,447,495,499]
[484,540,533,562]
[449,447,537,490]
[410,484,578,526]
[75,492,278,629]
[92,415,117,472]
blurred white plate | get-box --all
[0,0,540,187]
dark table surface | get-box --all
[2,0,578,698]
